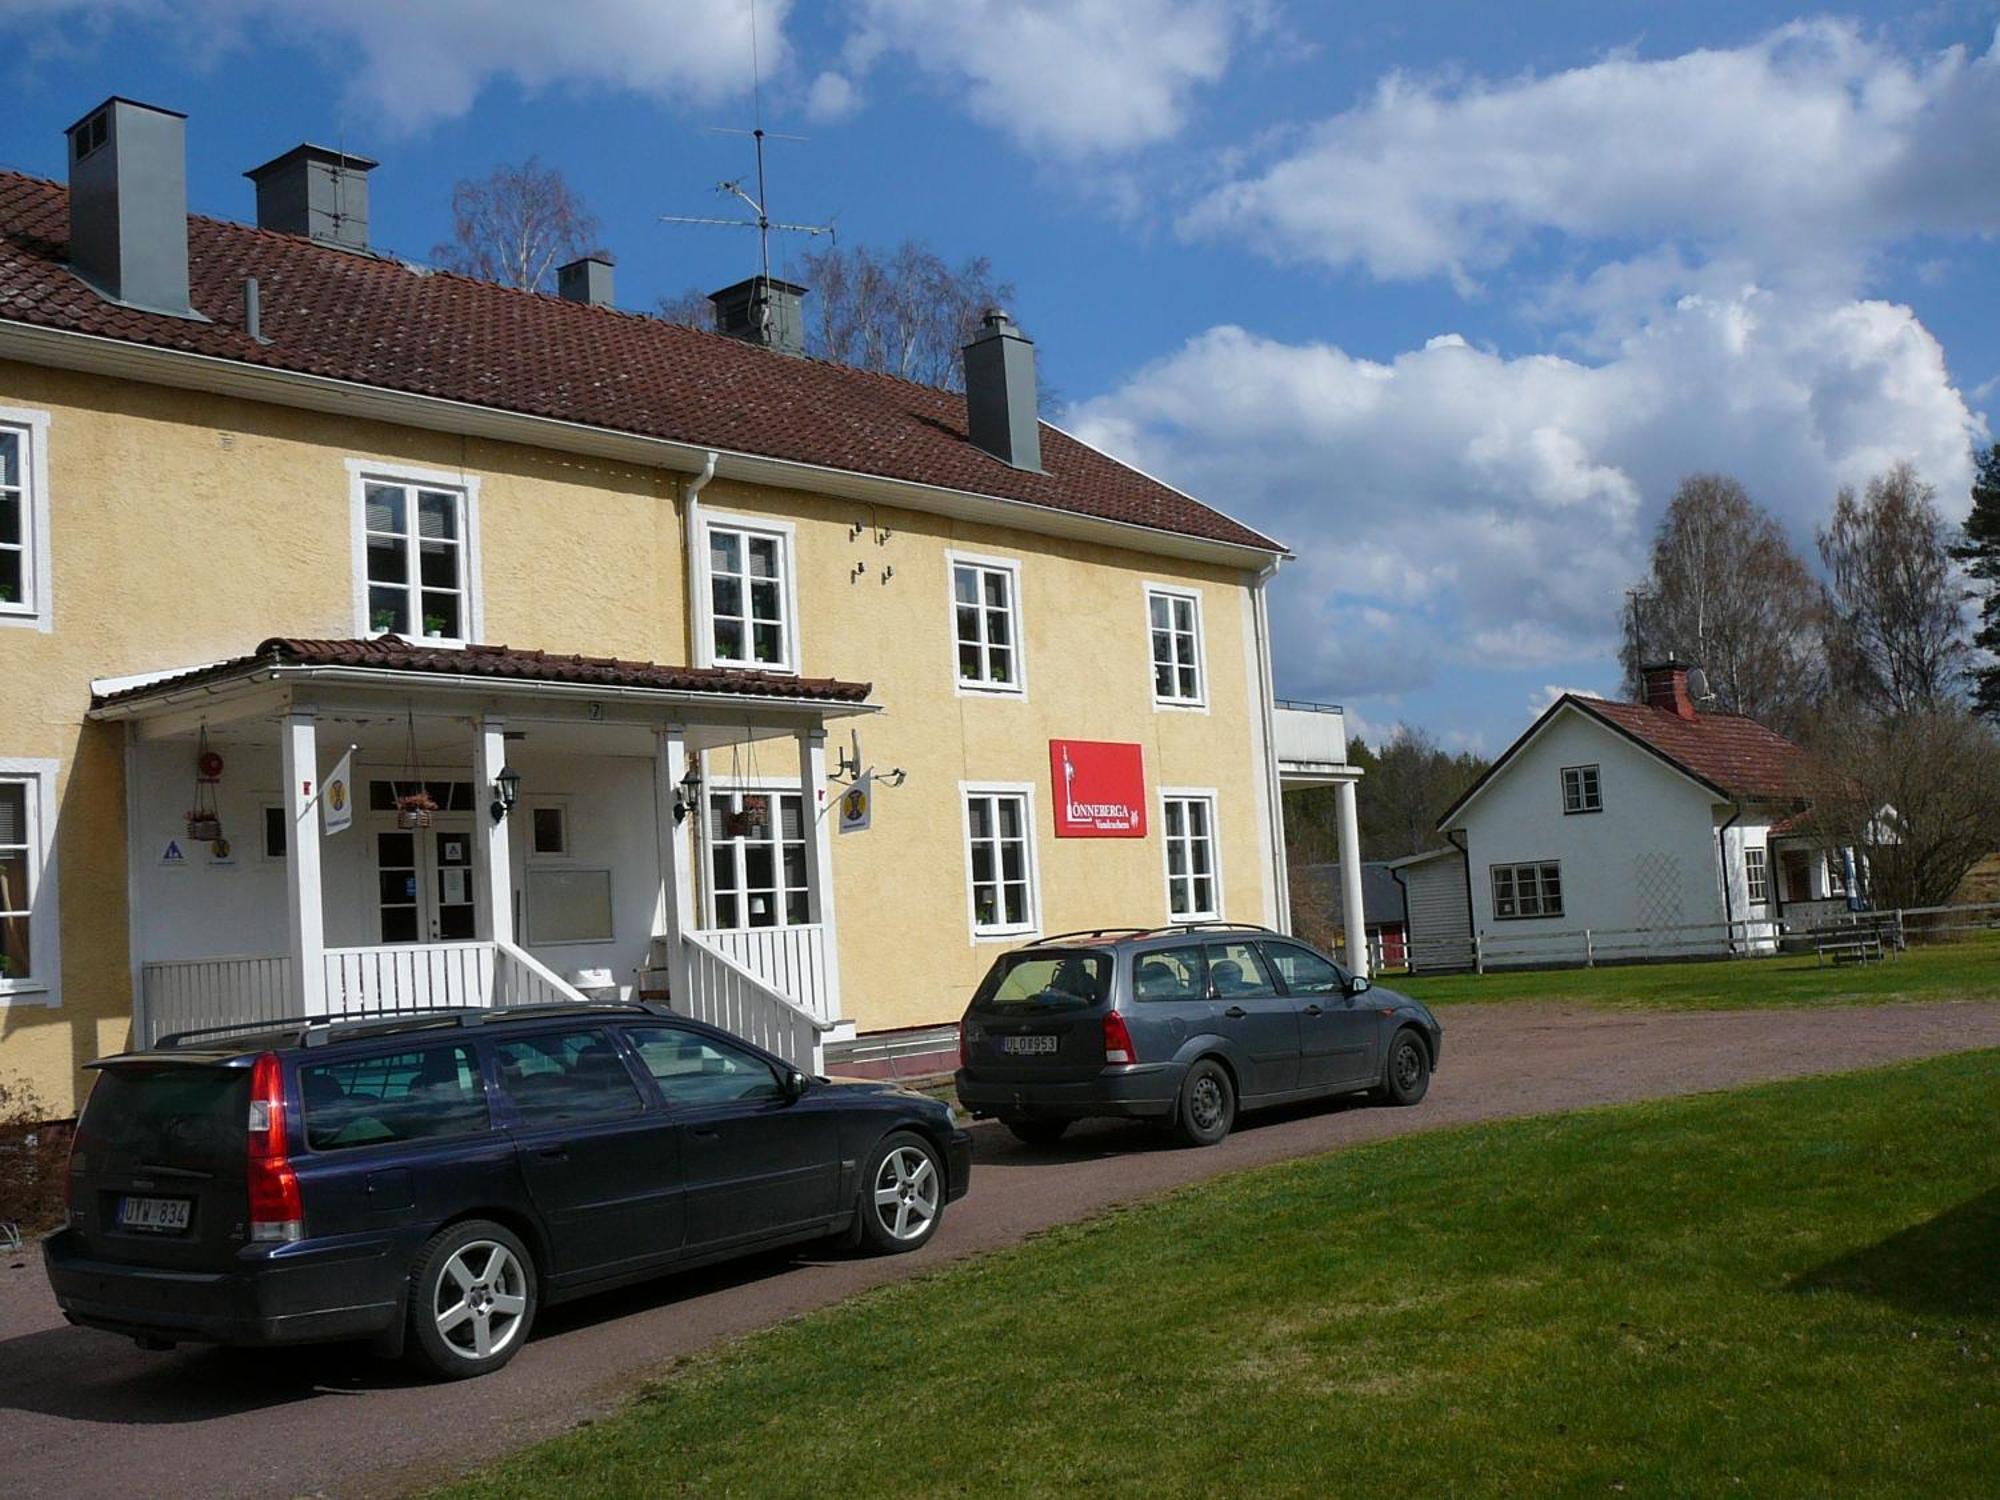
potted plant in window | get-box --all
[370,607,399,633]
[422,612,449,638]
[395,789,439,830]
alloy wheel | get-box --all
[432,1240,529,1362]
[872,1144,940,1242]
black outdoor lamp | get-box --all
[673,765,703,825]
[490,765,522,825]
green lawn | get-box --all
[1390,932,2000,1010]
[444,1050,2000,1499]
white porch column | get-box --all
[655,726,695,999]
[472,716,514,948]
[799,727,842,1025]
[1334,774,1369,978]
[280,709,327,1015]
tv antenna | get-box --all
[659,0,836,332]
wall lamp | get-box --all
[672,766,703,825]
[490,765,522,825]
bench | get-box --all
[1816,933,1886,966]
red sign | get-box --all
[1050,740,1147,838]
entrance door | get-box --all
[374,822,478,944]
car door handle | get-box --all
[1302,1004,1324,1016]
[689,1125,721,1139]
[1223,1005,1248,1019]
[536,1145,569,1161]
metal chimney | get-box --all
[557,254,615,307]
[244,144,377,250]
[708,275,807,356]
[64,97,196,318]
[962,308,1041,471]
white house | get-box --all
[1423,663,1854,969]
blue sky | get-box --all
[3,1,1996,753]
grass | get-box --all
[443,1050,2000,1499]
[1389,932,2000,1011]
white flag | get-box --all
[838,772,872,834]
[322,748,354,836]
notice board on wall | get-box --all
[1050,740,1147,838]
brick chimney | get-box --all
[1640,660,1698,720]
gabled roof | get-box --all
[1438,694,1805,828]
[90,637,873,711]
[0,171,1282,557]
[1299,861,1408,926]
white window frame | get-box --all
[0,406,54,632]
[347,459,484,646]
[0,758,61,1006]
[701,778,815,931]
[946,549,1027,698]
[257,799,288,864]
[1160,787,1223,922]
[694,511,800,673]
[1144,582,1208,711]
[525,798,573,861]
[960,781,1042,942]
[1744,845,1770,906]
[1561,764,1602,814]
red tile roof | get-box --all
[0,171,1280,554]
[92,637,873,709]
[1571,697,1804,801]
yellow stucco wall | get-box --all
[0,356,1273,1115]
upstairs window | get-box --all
[1561,764,1602,814]
[704,518,795,670]
[0,410,51,630]
[951,555,1024,693]
[351,463,480,644]
[1147,586,1205,707]
[1491,861,1563,920]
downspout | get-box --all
[682,450,719,668]
[1717,802,1743,955]
[1251,558,1290,932]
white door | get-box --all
[373,819,478,943]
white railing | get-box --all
[700,924,834,1023]
[1273,701,1349,768]
[493,939,590,1006]
[679,931,834,1071]
[322,941,497,1017]
[141,954,294,1045]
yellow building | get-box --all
[0,98,1364,1117]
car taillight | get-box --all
[1103,1010,1136,1066]
[247,1051,302,1244]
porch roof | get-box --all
[90,636,875,716]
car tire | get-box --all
[405,1219,538,1381]
[1001,1116,1069,1147]
[856,1130,946,1255]
[1379,1028,1431,1107]
[1171,1058,1236,1147]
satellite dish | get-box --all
[1686,667,1714,704]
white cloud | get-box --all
[804,69,859,123]
[1070,287,1981,705]
[841,0,1261,158]
[0,0,787,132]
[1183,19,2000,284]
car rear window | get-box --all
[300,1044,488,1151]
[1132,945,1206,1002]
[972,951,1111,1014]
[80,1065,250,1172]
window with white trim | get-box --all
[1491,861,1563,920]
[1744,846,1769,905]
[0,411,50,628]
[1147,587,1205,706]
[0,771,50,990]
[965,790,1036,936]
[952,557,1023,692]
[706,522,794,669]
[1561,764,1601,814]
[1162,794,1219,920]
[363,480,469,642]
[707,790,809,929]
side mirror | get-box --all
[782,1068,809,1102]
[1346,974,1372,997]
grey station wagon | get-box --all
[955,924,1443,1147]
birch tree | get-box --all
[434,158,603,293]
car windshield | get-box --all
[972,951,1112,1014]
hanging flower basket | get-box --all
[185,810,222,842]
[395,790,439,830]
[743,798,770,833]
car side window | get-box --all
[1132,945,1206,1002]
[1262,942,1347,997]
[626,1026,784,1107]
[300,1044,488,1151]
[1204,941,1278,999]
[494,1029,645,1125]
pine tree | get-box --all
[1951,442,2000,719]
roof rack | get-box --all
[1026,921,1279,947]
[154,999,674,1051]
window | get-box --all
[707,790,809,928]
[300,1045,488,1152]
[1146,586,1205,707]
[530,805,569,857]
[526,868,614,944]
[0,763,57,998]
[359,477,471,642]
[627,1026,784,1106]
[1491,861,1563,920]
[0,409,52,630]
[368,779,476,812]
[1161,793,1220,920]
[972,951,1112,1012]
[1745,846,1770,905]
[495,1030,644,1124]
[1131,945,1205,1003]
[1205,941,1277,997]
[1561,764,1602,814]
[261,804,288,861]
[964,788,1037,937]
[950,555,1024,693]
[704,519,795,669]
[1263,941,1346,996]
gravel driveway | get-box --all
[4,999,1997,1499]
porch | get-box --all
[93,638,876,1069]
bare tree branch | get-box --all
[434,157,603,293]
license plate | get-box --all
[1001,1034,1059,1056]
[119,1196,192,1233]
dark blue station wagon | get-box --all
[46,1002,971,1379]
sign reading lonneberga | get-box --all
[1050,740,1147,838]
